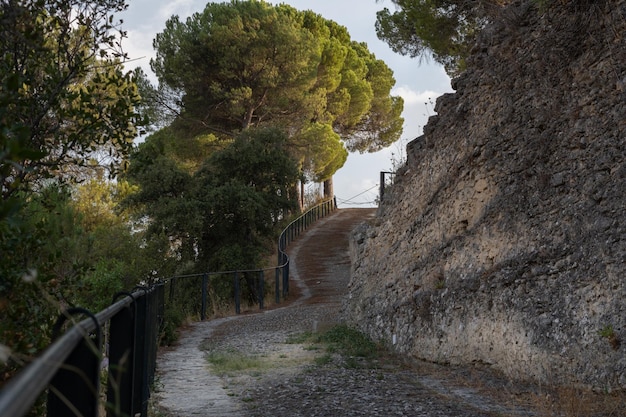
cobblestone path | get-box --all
[153,209,620,417]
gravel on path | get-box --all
[153,209,576,417]
[154,208,372,417]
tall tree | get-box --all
[375,0,501,75]
[193,127,300,270]
[150,0,404,195]
[125,127,300,272]
[0,0,141,204]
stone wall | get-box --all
[343,0,626,390]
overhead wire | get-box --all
[336,199,377,206]
[336,183,380,206]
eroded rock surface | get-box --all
[344,0,626,390]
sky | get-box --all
[119,0,453,207]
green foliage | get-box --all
[160,302,185,346]
[1,187,88,384]
[152,1,321,131]
[133,67,173,134]
[599,325,615,338]
[598,324,621,350]
[286,331,315,345]
[151,0,403,180]
[124,135,197,250]
[0,1,184,402]
[375,1,594,76]
[375,0,495,76]
[206,348,266,377]
[298,122,348,182]
[195,127,300,243]
[319,325,378,359]
[76,259,126,312]
[165,276,204,324]
[0,0,142,200]
[123,127,301,330]
[72,176,137,231]
[126,127,300,275]
[0,181,176,384]
[286,325,380,369]
[0,0,145,378]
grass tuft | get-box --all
[206,349,266,376]
[318,324,378,359]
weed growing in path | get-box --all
[206,348,267,377]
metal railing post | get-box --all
[107,294,136,417]
[234,272,241,314]
[157,284,165,333]
[47,309,101,417]
[275,268,280,305]
[131,290,148,416]
[146,287,160,389]
[0,286,165,417]
[169,277,176,302]
[283,261,289,299]
[258,270,265,310]
[201,273,208,321]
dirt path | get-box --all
[154,208,620,417]
[282,207,376,308]
[154,208,374,416]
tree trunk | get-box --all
[323,177,334,200]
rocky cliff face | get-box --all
[344,0,626,390]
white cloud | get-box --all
[392,85,441,107]
[158,0,200,21]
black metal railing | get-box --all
[166,197,337,317]
[0,284,164,417]
[0,198,336,417]
[166,269,275,318]
[277,197,337,296]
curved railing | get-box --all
[0,198,337,417]
[166,197,337,317]
[276,197,337,296]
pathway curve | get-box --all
[155,208,373,416]
[154,209,549,417]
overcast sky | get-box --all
[119,0,453,207]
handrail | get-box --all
[0,199,337,417]
[0,313,102,417]
[0,286,164,417]
[278,197,337,265]
[276,197,337,296]
[166,198,337,316]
